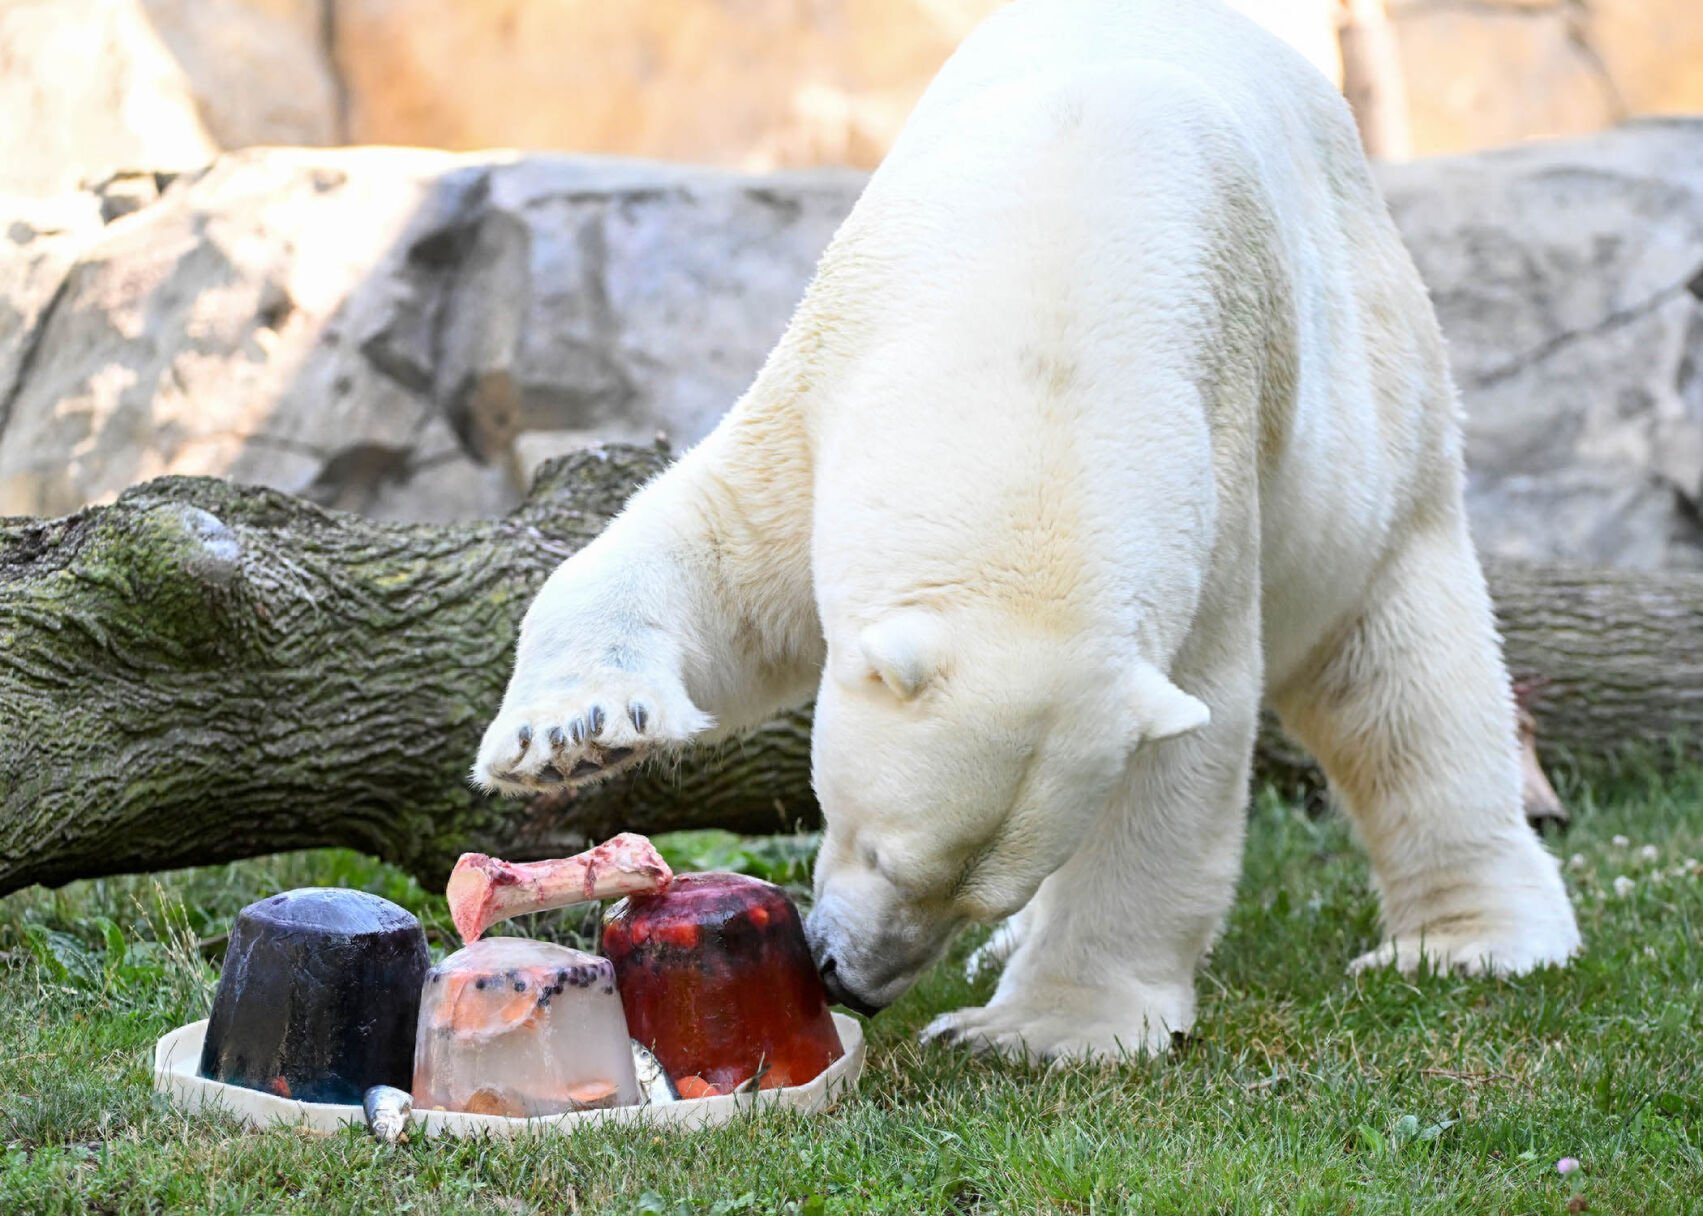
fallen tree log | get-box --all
[2,446,1699,896]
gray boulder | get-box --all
[2,122,1699,567]
[1380,118,1703,570]
[0,150,859,522]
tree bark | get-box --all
[1,446,808,896]
[2,446,1698,896]
[1491,562,1703,767]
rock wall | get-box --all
[0,150,858,522]
[0,0,218,197]
[3,122,1700,566]
[3,0,1698,197]
[1391,0,1703,156]
[137,0,341,151]
[332,0,1001,173]
[1385,119,1703,569]
[331,0,1341,170]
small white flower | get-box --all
[1568,853,1587,871]
[1557,1157,1581,1175]
[1639,844,1659,863]
[1611,834,1630,848]
[1613,875,1636,898]
[1644,945,1659,960]
[1684,858,1699,873]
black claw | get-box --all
[535,764,565,784]
[547,725,566,750]
[588,705,605,737]
[629,702,648,734]
[516,724,532,754]
[568,717,586,745]
[569,758,604,778]
[1528,813,1570,837]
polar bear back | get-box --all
[783,0,1465,679]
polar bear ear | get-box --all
[1126,660,1211,743]
[859,612,949,701]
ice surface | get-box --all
[411,937,640,1117]
[603,873,844,1093]
[199,888,429,1104]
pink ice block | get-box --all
[411,937,639,1117]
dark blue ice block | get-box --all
[198,887,429,1104]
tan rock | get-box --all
[2,0,1699,199]
[1586,0,1703,117]
[331,0,1002,170]
[0,0,216,196]
[331,0,1345,170]
[1390,4,1618,155]
[137,0,341,148]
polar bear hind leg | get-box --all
[1271,512,1581,976]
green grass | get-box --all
[3,772,1701,1215]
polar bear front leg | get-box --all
[1271,514,1581,976]
[962,904,1032,983]
[925,674,1260,1063]
[473,526,713,794]
[474,418,820,795]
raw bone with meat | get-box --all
[447,833,672,944]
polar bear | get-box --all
[473,0,1580,1060]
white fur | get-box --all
[474,0,1580,1062]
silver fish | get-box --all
[362,1084,413,1143]
[629,1040,678,1105]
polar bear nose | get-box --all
[818,955,887,1018]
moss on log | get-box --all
[2,444,1698,896]
[1,446,809,896]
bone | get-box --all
[446,832,673,944]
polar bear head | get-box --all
[803,607,1209,1013]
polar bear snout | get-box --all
[803,889,957,1016]
[815,955,886,1018]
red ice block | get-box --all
[602,873,843,1092]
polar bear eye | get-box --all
[864,846,930,895]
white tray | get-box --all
[153,1013,865,1138]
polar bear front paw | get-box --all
[920,988,1189,1065]
[473,669,712,797]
